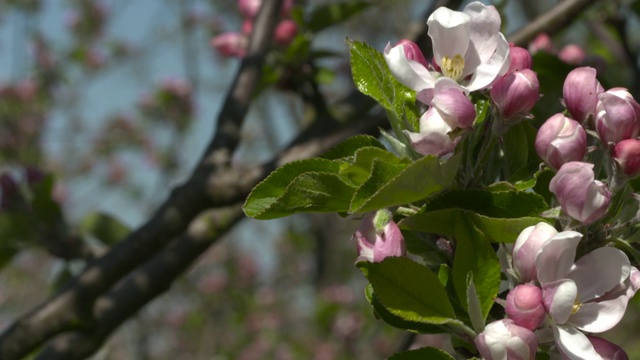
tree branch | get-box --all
[507,0,596,46]
[0,1,284,358]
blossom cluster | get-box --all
[210,0,298,58]
[349,2,640,359]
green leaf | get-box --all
[388,347,455,360]
[466,274,485,333]
[307,1,370,33]
[80,212,130,245]
[424,189,548,219]
[452,215,501,322]
[369,292,447,334]
[346,39,417,140]
[243,158,355,219]
[358,257,456,324]
[319,135,385,160]
[340,146,409,185]
[349,153,460,213]
[471,214,547,243]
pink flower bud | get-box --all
[241,19,253,35]
[613,139,640,177]
[393,39,428,69]
[559,44,585,65]
[595,88,640,145]
[563,67,604,123]
[512,222,558,283]
[491,69,539,121]
[210,32,248,58]
[475,319,538,360]
[549,162,611,224]
[587,336,629,360]
[535,114,587,170]
[403,107,460,156]
[505,284,546,330]
[507,44,532,74]
[529,33,552,54]
[273,19,297,47]
[355,210,406,263]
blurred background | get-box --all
[1,0,640,358]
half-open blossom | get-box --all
[534,233,640,360]
[474,319,537,360]
[512,222,559,283]
[613,139,640,177]
[491,68,539,122]
[354,209,406,263]
[563,67,604,123]
[549,162,610,224]
[535,114,587,170]
[505,284,546,330]
[404,107,460,156]
[210,32,248,58]
[384,1,509,100]
[595,88,640,145]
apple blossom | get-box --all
[534,233,640,360]
[613,139,640,177]
[384,1,510,100]
[595,88,640,145]
[529,33,552,54]
[210,32,248,58]
[404,107,460,156]
[474,319,537,360]
[563,67,604,123]
[354,209,406,263]
[535,114,587,170]
[505,284,546,330]
[549,162,611,224]
[512,222,559,283]
[490,68,539,122]
[391,39,429,69]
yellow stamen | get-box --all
[441,54,465,82]
[571,301,582,315]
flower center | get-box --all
[571,301,582,315]
[441,54,465,81]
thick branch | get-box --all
[35,207,245,360]
[0,1,284,358]
[508,0,596,46]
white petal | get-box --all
[463,2,502,63]
[543,279,577,324]
[568,247,630,302]
[465,33,510,91]
[384,42,435,91]
[427,7,471,64]
[553,324,603,360]
[536,231,582,284]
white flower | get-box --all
[384,1,510,101]
[534,234,640,360]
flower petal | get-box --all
[570,267,640,333]
[543,279,577,324]
[463,2,502,64]
[465,33,510,92]
[384,42,436,91]
[427,7,471,64]
[553,324,603,360]
[536,231,582,284]
[568,247,630,302]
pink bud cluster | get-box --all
[490,44,540,123]
[211,0,297,58]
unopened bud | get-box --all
[491,69,539,121]
[505,284,546,330]
[535,114,587,170]
[563,67,604,123]
[613,139,640,177]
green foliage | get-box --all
[502,121,540,182]
[358,257,457,325]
